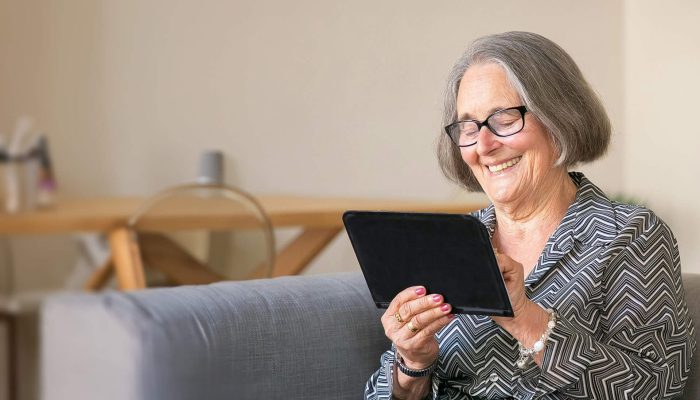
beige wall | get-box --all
[624,0,700,274]
[2,1,624,198]
[0,0,625,282]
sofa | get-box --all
[41,273,700,399]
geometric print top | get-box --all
[365,172,696,399]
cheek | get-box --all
[524,138,558,167]
[460,147,477,166]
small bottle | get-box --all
[0,134,7,213]
[35,135,57,208]
[5,117,35,213]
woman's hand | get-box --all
[491,251,550,361]
[381,286,454,370]
[491,251,529,326]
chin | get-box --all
[481,168,526,202]
[481,179,514,201]
[488,190,515,205]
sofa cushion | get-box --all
[42,273,389,400]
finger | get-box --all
[495,252,513,272]
[410,300,451,332]
[397,293,445,325]
[495,253,517,280]
[388,286,427,313]
[382,286,426,326]
[383,286,426,321]
[495,252,505,273]
[415,313,456,339]
[395,301,452,341]
[406,302,452,335]
[495,252,523,280]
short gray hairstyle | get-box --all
[437,31,611,191]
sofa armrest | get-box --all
[41,273,388,400]
[682,273,700,400]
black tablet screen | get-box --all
[343,211,513,317]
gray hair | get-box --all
[437,31,611,191]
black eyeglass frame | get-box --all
[444,105,528,147]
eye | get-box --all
[459,122,479,134]
[490,110,521,126]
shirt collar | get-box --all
[475,171,616,249]
[474,172,616,286]
[567,171,618,248]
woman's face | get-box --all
[456,63,559,206]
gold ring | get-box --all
[407,321,419,333]
[394,312,404,324]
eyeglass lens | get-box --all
[450,108,524,147]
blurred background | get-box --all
[0,0,698,398]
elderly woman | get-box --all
[365,31,695,399]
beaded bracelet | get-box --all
[516,309,557,369]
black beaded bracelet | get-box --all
[395,350,437,378]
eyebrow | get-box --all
[457,105,512,121]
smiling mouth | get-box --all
[488,156,522,173]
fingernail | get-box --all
[440,304,450,312]
[415,287,426,295]
[432,294,442,303]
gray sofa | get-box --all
[41,273,700,399]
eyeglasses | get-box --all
[444,106,528,147]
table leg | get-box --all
[83,256,114,291]
[269,227,342,277]
[139,232,224,285]
[109,228,146,291]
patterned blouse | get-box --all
[365,172,696,399]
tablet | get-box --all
[343,211,513,317]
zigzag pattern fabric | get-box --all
[365,172,695,399]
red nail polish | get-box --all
[440,304,450,312]
[415,287,426,295]
[432,294,442,303]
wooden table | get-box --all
[1,196,483,290]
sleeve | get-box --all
[365,346,438,400]
[533,218,696,399]
[364,349,396,400]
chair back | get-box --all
[128,183,275,285]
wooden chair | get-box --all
[0,305,18,400]
[0,247,52,400]
[85,183,276,290]
[0,237,18,400]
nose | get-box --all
[475,125,500,156]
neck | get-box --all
[493,170,576,242]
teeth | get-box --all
[488,157,521,173]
